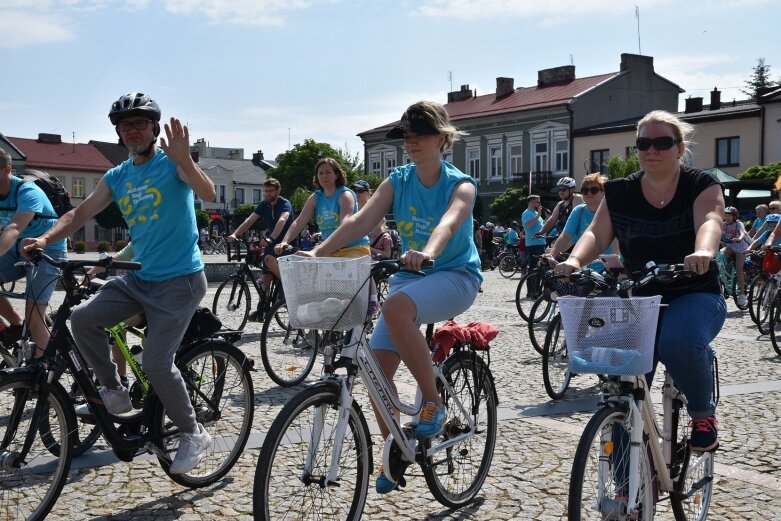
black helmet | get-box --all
[109,93,161,125]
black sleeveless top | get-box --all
[556,198,575,234]
[604,166,721,302]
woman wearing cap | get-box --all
[721,206,749,305]
[556,110,726,453]
[299,100,481,494]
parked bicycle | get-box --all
[563,263,718,521]
[0,251,255,520]
[253,256,498,520]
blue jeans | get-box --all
[646,292,726,419]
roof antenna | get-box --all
[635,5,642,54]
[72,131,76,153]
[449,71,453,92]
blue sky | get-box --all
[2,0,780,164]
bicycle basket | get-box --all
[278,255,371,330]
[763,251,781,274]
[558,296,661,376]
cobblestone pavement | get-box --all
[7,262,781,520]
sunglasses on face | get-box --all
[635,136,679,151]
[116,120,154,132]
[581,186,603,195]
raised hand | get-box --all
[159,117,192,165]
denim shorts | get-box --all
[0,246,66,303]
[369,267,480,353]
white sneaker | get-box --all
[75,386,132,417]
[169,423,211,475]
[737,293,748,307]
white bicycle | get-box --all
[253,256,498,520]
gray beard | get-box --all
[127,140,156,161]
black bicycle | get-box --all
[0,251,255,520]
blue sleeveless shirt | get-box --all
[314,186,369,247]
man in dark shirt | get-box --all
[228,178,293,288]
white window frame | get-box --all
[72,178,85,198]
[234,187,245,205]
[252,188,262,204]
[368,145,396,177]
[217,184,227,204]
[506,132,524,179]
[466,146,480,180]
[487,136,503,181]
[384,153,397,175]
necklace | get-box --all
[643,170,679,206]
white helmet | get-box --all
[556,177,576,189]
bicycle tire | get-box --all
[153,340,255,487]
[253,382,372,521]
[260,300,318,387]
[568,404,655,521]
[41,372,101,458]
[668,397,714,521]
[212,278,251,331]
[498,255,517,278]
[748,274,767,325]
[515,271,544,322]
[0,280,16,294]
[542,314,571,400]
[0,373,75,521]
[757,277,777,335]
[769,300,781,356]
[527,296,554,355]
[422,350,498,508]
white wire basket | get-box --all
[558,296,662,376]
[278,255,371,330]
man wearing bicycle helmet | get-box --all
[23,92,216,475]
[536,176,584,240]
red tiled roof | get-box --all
[8,136,113,172]
[359,72,618,136]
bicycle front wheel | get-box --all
[568,404,655,521]
[260,300,318,387]
[498,255,517,278]
[212,278,251,331]
[423,350,498,508]
[0,374,75,521]
[542,314,571,400]
[254,383,372,521]
[748,274,767,325]
[516,270,544,322]
[527,296,554,355]
[769,300,781,355]
[669,397,714,521]
[153,340,255,487]
[757,277,778,335]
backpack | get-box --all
[13,170,74,219]
[388,228,401,258]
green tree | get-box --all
[290,187,313,212]
[742,57,781,100]
[195,209,210,230]
[737,161,781,181]
[489,186,528,223]
[271,139,361,194]
[604,154,640,179]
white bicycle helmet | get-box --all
[556,177,576,189]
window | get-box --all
[466,147,480,180]
[534,142,548,172]
[509,143,523,177]
[217,184,226,203]
[554,139,569,173]
[590,149,609,173]
[235,187,245,205]
[489,145,503,179]
[252,189,262,204]
[385,155,397,174]
[72,178,84,198]
[716,137,740,167]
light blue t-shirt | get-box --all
[563,203,615,271]
[388,161,482,282]
[314,186,369,248]
[522,208,546,247]
[103,149,203,281]
[0,177,66,252]
[504,228,520,247]
[752,216,766,234]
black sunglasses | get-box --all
[581,187,603,195]
[635,136,679,151]
[116,120,154,132]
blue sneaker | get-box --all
[415,402,447,439]
[375,470,396,494]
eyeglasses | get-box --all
[581,186,603,195]
[556,187,571,193]
[635,136,679,151]
[116,120,154,132]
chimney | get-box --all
[37,133,62,144]
[684,96,703,113]
[620,53,654,72]
[495,77,515,99]
[447,84,473,103]
[537,66,575,87]
[252,150,265,164]
[190,150,199,163]
[710,88,721,110]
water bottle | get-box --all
[297,298,347,324]
[130,344,143,367]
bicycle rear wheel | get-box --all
[515,270,544,322]
[568,404,655,521]
[0,374,75,521]
[153,340,254,487]
[254,383,372,521]
[542,314,571,400]
[260,300,319,387]
[212,278,251,331]
[669,396,714,521]
[769,300,781,355]
[748,274,767,325]
[527,296,555,355]
[423,350,497,508]
[498,255,517,278]
[757,277,778,335]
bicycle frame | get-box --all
[105,321,150,393]
[309,323,480,485]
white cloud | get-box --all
[411,0,650,22]
[0,11,74,48]
[163,0,317,26]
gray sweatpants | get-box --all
[71,270,207,434]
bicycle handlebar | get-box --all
[28,249,142,273]
[372,258,435,278]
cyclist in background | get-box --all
[522,196,547,270]
[721,206,750,306]
[555,110,726,453]
[535,176,584,239]
[748,203,768,239]
[299,101,482,494]
[24,92,216,474]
